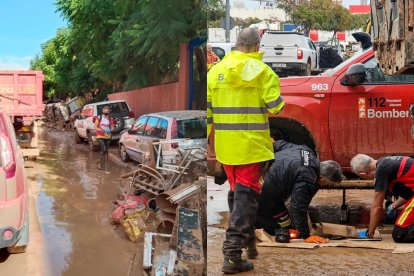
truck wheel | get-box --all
[300,61,312,76]
[120,144,131,162]
[74,130,83,144]
[88,133,99,151]
[269,118,317,155]
[111,115,125,133]
[271,128,289,141]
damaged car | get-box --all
[119,110,206,166]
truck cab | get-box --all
[273,47,414,172]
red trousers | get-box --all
[223,163,263,193]
[396,196,414,228]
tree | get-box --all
[280,0,367,35]
[32,0,208,99]
[277,0,308,15]
[234,17,262,28]
[207,0,225,27]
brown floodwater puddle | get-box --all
[31,129,141,275]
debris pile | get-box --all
[43,96,85,131]
[111,146,207,275]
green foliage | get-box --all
[278,0,308,15]
[234,17,262,28]
[207,0,225,27]
[32,0,207,98]
[281,0,367,34]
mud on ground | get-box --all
[207,179,414,275]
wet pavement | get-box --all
[0,127,142,276]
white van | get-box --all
[209,42,236,60]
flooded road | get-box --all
[0,127,142,276]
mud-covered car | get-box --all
[0,108,29,253]
[74,100,135,151]
[119,110,206,166]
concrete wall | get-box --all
[108,44,190,118]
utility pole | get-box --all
[225,0,230,42]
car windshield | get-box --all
[97,102,129,115]
[323,48,368,76]
[177,118,206,139]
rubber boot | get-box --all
[104,150,109,171]
[246,191,260,259]
[229,190,259,259]
[228,190,234,213]
[229,190,258,259]
[98,152,105,170]
[245,232,258,259]
[222,258,254,274]
[222,183,257,274]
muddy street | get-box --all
[0,127,141,276]
[207,178,414,275]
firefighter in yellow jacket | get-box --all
[207,28,284,274]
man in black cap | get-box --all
[256,141,343,243]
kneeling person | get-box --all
[257,141,343,243]
[351,154,414,242]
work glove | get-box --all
[356,229,370,239]
[289,229,299,239]
[304,235,329,244]
[385,204,397,219]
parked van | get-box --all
[209,42,236,60]
[0,108,29,253]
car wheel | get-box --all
[111,115,125,133]
[120,144,131,162]
[74,129,83,144]
[88,133,99,151]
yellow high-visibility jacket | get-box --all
[207,50,284,165]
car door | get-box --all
[134,116,161,164]
[154,118,172,161]
[76,107,92,138]
[329,56,414,166]
[307,39,318,69]
[84,106,96,134]
[125,116,148,161]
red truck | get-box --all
[0,71,44,159]
[208,46,414,179]
[269,46,414,172]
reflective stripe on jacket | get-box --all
[207,50,284,165]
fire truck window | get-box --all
[364,57,414,83]
[363,58,386,83]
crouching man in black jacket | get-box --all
[256,141,343,243]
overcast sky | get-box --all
[243,0,365,9]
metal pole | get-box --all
[225,0,230,42]
[188,43,194,110]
